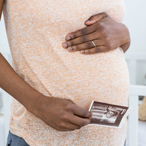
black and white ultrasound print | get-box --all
[88,101,130,128]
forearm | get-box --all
[0,0,42,112]
[0,0,4,20]
[0,53,42,111]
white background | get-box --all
[123,0,146,53]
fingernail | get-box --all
[90,112,92,118]
[69,47,73,51]
[63,43,68,48]
[67,36,71,41]
[81,50,85,53]
[85,19,90,22]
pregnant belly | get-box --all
[14,46,129,114]
[23,47,129,111]
[58,48,129,108]
[8,0,128,110]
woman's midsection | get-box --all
[16,47,129,111]
[7,0,128,109]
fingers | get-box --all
[64,12,108,41]
[56,117,89,131]
[85,12,108,26]
[56,108,91,131]
[57,121,82,131]
[68,114,91,127]
[80,46,107,54]
[63,31,100,49]
[72,104,91,118]
[67,39,104,52]
[65,24,96,41]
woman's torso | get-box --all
[3,0,129,145]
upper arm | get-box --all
[0,0,4,20]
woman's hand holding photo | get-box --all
[32,96,91,132]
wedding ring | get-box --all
[92,40,96,47]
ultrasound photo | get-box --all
[89,101,130,128]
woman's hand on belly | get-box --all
[62,12,130,54]
[32,96,91,131]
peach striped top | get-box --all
[3,0,129,145]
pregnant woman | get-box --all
[0,0,130,146]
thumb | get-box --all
[84,12,108,26]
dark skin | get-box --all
[62,12,130,54]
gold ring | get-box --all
[92,40,96,47]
